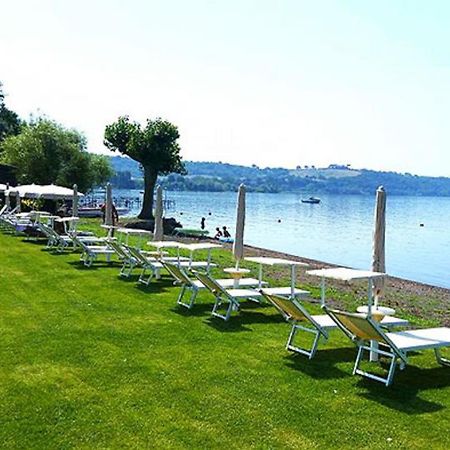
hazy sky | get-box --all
[1,1,450,176]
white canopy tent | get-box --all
[6,184,84,200]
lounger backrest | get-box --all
[262,292,325,332]
[262,292,307,322]
[192,271,227,297]
[162,261,192,285]
[325,307,408,363]
[107,240,128,259]
[126,246,148,264]
[327,308,383,341]
[72,235,89,251]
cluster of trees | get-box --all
[0,82,112,192]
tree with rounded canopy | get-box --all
[1,117,112,192]
[104,116,185,220]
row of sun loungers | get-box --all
[2,208,449,387]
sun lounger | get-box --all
[324,306,450,386]
[107,240,140,278]
[125,246,164,285]
[72,235,117,267]
[262,292,409,359]
[162,261,266,309]
[36,222,73,251]
[192,270,263,321]
[261,292,337,358]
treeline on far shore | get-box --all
[110,157,450,196]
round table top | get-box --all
[224,267,251,276]
[356,305,396,316]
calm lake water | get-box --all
[118,189,450,289]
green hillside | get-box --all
[109,156,450,196]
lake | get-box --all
[116,189,450,289]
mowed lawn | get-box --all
[0,227,449,449]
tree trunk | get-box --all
[138,167,157,220]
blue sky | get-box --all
[1,0,450,176]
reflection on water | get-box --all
[120,189,450,289]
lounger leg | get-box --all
[211,296,235,321]
[353,345,398,386]
[286,323,324,359]
[435,348,450,367]
[176,285,187,306]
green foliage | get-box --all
[0,118,112,192]
[0,82,21,144]
[104,116,185,218]
[104,116,185,174]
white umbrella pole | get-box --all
[372,186,386,308]
[105,183,113,226]
[15,192,21,212]
[232,184,246,268]
[72,184,78,217]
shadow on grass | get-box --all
[171,302,214,317]
[284,347,354,379]
[357,364,449,414]
[205,307,287,333]
[67,260,122,271]
[22,238,48,245]
[135,278,174,295]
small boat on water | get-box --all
[301,197,321,204]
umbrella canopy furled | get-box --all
[372,185,386,306]
[153,185,164,241]
[105,183,113,226]
[72,184,79,217]
[232,184,246,266]
[5,189,11,209]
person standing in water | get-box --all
[222,226,231,238]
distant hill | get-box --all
[108,156,450,196]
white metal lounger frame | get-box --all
[163,262,266,310]
[72,236,116,267]
[162,261,202,309]
[262,292,333,359]
[107,241,138,278]
[126,246,162,285]
[36,222,72,252]
[193,270,239,320]
[324,306,450,386]
[192,271,262,321]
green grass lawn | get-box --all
[0,222,449,449]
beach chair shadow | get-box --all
[357,365,450,414]
[284,347,354,380]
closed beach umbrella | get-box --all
[372,185,386,307]
[72,184,79,217]
[5,185,11,209]
[105,182,113,226]
[153,185,164,241]
[15,191,21,212]
[232,184,246,267]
